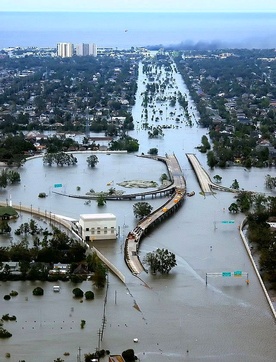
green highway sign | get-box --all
[54,183,63,188]
[222,272,232,277]
[234,270,242,277]
[221,220,235,224]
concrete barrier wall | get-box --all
[0,202,73,231]
[91,246,126,284]
[0,202,126,284]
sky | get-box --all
[0,0,276,12]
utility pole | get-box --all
[97,329,101,351]
[76,346,81,362]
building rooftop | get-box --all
[79,213,116,220]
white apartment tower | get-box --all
[75,43,97,57]
[57,42,74,58]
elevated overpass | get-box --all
[124,154,186,274]
[186,153,236,194]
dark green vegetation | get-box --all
[0,55,138,133]
[109,135,139,152]
[43,152,78,166]
[86,253,107,288]
[84,350,110,362]
[32,286,44,296]
[174,49,276,168]
[144,248,177,274]
[228,189,276,288]
[133,201,153,219]
[0,134,35,166]
[84,290,94,300]
[86,154,99,168]
[0,168,21,189]
[122,349,138,362]
[2,314,16,321]
[96,192,107,207]
[148,147,158,155]
[0,53,141,162]
[0,219,106,286]
[38,192,47,198]
[72,287,83,298]
[1,49,276,165]
[0,326,12,338]
[84,349,137,362]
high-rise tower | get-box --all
[57,43,74,58]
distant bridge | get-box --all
[186,153,236,194]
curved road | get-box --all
[124,153,186,274]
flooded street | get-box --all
[0,60,275,362]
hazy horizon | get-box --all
[1,12,276,50]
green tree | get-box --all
[109,135,139,152]
[213,174,222,183]
[160,173,168,182]
[33,287,44,296]
[7,170,20,183]
[207,150,217,169]
[96,193,106,207]
[122,349,136,362]
[86,155,99,168]
[236,191,253,213]
[0,169,8,188]
[84,291,95,300]
[228,203,239,213]
[230,179,240,190]
[144,248,177,274]
[148,147,158,155]
[265,175,276,190]
[72,287,84,298]
[0,220,11,234]
[19,260,30,278]
[93,262,107,288]
[133,202,153,219]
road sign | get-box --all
[234,270,242,277]
[222,272,232,277]
[54,183,63,188]
[221,220,235,224]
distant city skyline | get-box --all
[1,0,276,13]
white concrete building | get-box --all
[75,43,97,57]
[79,213,117,241]
[57,42,74,58]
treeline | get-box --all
[0,134,35,166]
[0,220,106,286]
[229,192,276,287]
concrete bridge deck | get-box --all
[124,154,186,274]
[52,155,176,201]
[186,153,235,194]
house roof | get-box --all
[0,206,18,217]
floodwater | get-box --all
[0,61,275,362]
